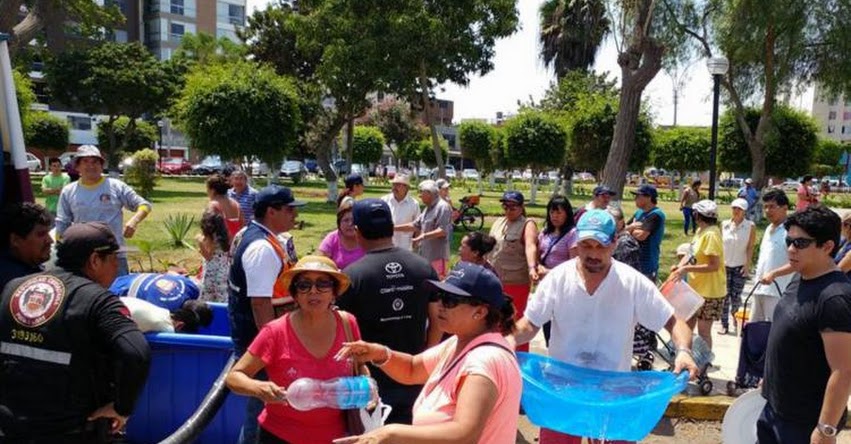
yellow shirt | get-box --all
[688,225,727,299]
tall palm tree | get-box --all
[539,0,610,80]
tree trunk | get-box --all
[419,67,444,179]
[345,117,354,173]
[602,85,644,196]
[313,114,348,202]
[530,175,538,204]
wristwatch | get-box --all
[817,423,839,437]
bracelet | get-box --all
[373,346,392,367]
[676,347,694,359]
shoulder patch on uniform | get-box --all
[9,275,66,328]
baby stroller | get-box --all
[634,324,659,371]
[725,282,780,395]
[657,334,716,395]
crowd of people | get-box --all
[0,153,848,444]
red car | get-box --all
[158,157,192,175]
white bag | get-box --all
[359,399,392,432]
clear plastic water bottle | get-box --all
[285,376,379,411]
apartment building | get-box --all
[811,84,851,144]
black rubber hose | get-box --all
[158,353,237,444]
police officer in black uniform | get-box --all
[0,222,151,443]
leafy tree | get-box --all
[596,0,687,195]
[502,112,567,172]
[718,106,817,179]
[352,126,385,165]
[812,139,845,176]
[0,0,123,55]
[25,112,69,151]
[538,0,610,80]
[397,140,422,167]
[96,117,157,153]
[362,98,422,166]
[13,70,35,125]
[538,70,618,112]
[491,127,509,172]
[668,0,851,187]
[652,126,710,194]
[46,42,183,167]
[173,32,246,67]
[124,148,159,199]
[418,138,449,168]
[171,61,302,168]
[569,96,653,177]
[380,0,520,179]
[458,121,497,175]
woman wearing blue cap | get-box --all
[488,191,538,351]
[333,262,521,444]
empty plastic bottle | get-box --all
[285,376,379,411]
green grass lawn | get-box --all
[32,175,775,279]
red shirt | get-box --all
[248,311,361,443]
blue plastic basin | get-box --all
[517,352,688,441]
[126,303,246,444]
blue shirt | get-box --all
[738,186,758,207]
[228,186,258,225]
[632,207,666,278]
[109,273,199,311]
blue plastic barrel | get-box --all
[126,303,246,444]
[517,352,688,441]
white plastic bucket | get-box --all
[660,279,704,320]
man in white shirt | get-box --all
[509,209,697,444]
[753,189,794,321]
[381,174,420,250]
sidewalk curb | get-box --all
[664,395,851,427]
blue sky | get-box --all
[246,0,813,126]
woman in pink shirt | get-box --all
[796,175,818,212]
[226,256,362,444]
[333,262,522,444]
[319,204,366,270]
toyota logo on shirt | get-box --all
[385,262,403,274]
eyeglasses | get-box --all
[785,237,817,249]
[438,291,482,309]
[294,278,335,293]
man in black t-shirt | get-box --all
[337,199,441,425]
[761,205,851,444]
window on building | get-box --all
[170,22,185,42]
[110,29,128,43]
[216,27,238,41]
[829,111,837,120]
[171,0,184,15]
[828,125,835,134]
[845,111,851,120]
[228,4,245,25]
[829,98,838,106]
[439,101,449,109]
[67,116,93,131]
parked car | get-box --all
[279,160,307,184]
[192,156,223,175]
[781,180,800,191]
[462,168,480,180]
[304,158,318,173]
[249,158,270,177]
[26,152,41,172]
[444,165,457,178]
[572,172,596,182]
[417,167,431,178]
[547,170,560,181]
[821,176,840,187]
[719,178,744,189]
[158,157,193,175]
[351,163,369,181]
[331,159,349,176]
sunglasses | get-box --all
[438,291,482,309]
[294,278,335,293]
[785,237,817,249]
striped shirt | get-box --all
[228,186,258,225]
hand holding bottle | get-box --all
[253,380,287,404]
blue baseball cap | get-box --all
[576,209,616,246]
[500,190,524,205]
[593,185,616,196]
[630,184,658,200]
[426,262,506,308]
[255,185,305,207]
[345,174,364,188]
[352,198,394,239]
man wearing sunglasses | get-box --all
[509,209,697,444]
[759,205,851,444]
[753,189,794,322]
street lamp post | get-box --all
[707,56,729,200]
